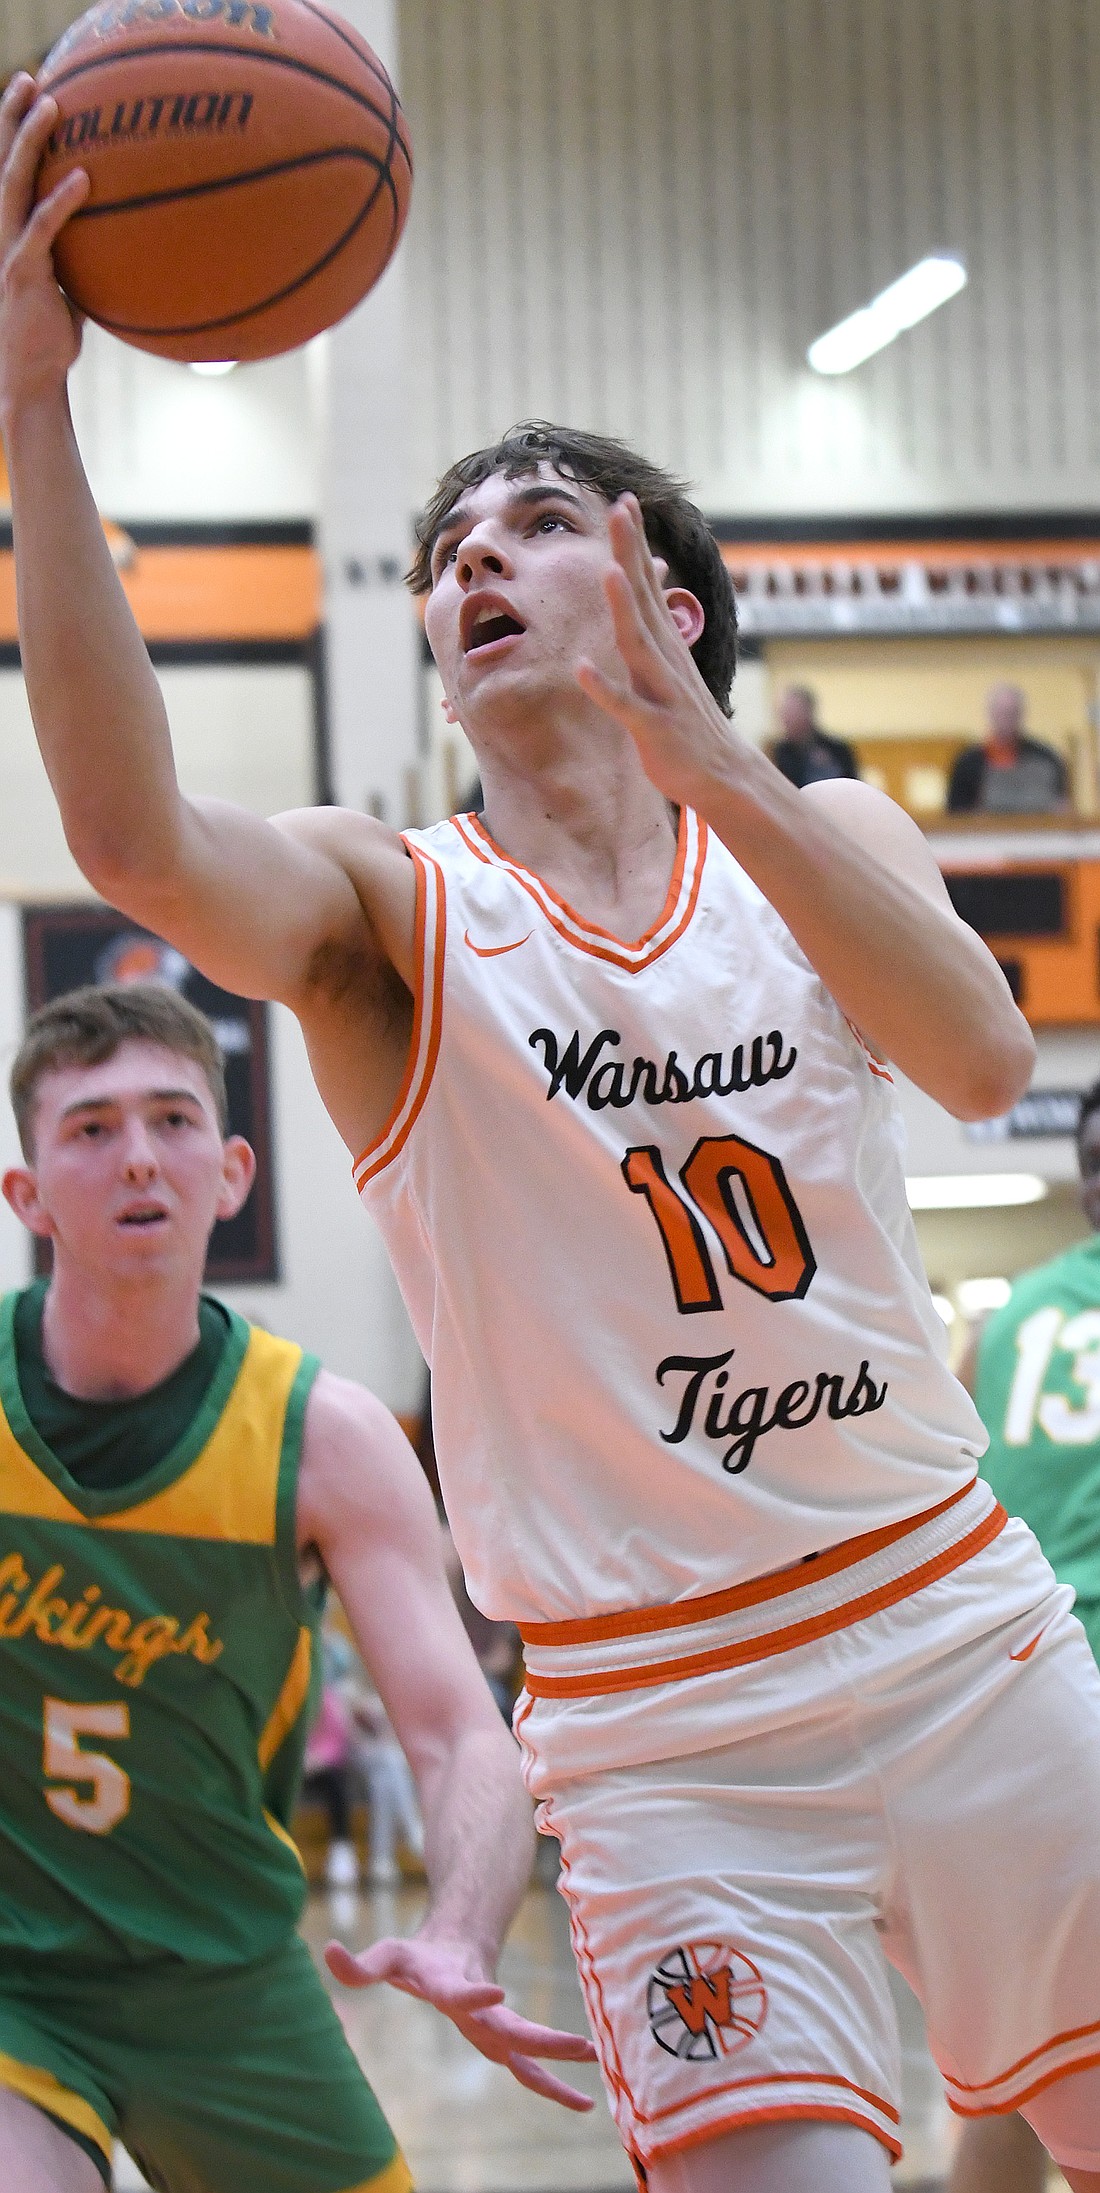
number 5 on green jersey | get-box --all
[43,1697,131,1834]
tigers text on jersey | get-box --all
[356,809,986,1623]
[0,1298,323,1971]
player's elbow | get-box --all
[63,813,181,910]
[946,1010,1036,1122]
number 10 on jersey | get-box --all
[623,1132,816,1313]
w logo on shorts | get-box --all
[646,1942,768,2060]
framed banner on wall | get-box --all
[22,905,278,1284]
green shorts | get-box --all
[0,1932,409,2193]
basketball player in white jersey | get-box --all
[3,74,1100,2192]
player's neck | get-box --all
[477,750,680,935]
[38,1265,204,1402]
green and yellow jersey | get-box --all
[0,1286,323,1973]
[976,1234,1100,1662]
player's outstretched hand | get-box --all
[576,492,738,809]
[0,75,89,412]
[325,1933,598,2111]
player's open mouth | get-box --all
[118,1207,168,1228]
[461,597,526,654]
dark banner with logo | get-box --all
[22,905,278,1283]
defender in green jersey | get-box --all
[949,1080,1100,2193]
[0,985,593,2193]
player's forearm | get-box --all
[412,1721,536,1972]
[692,743,1033,1119]
[4,386,186,893]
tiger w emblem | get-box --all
[647,1942,768,2060]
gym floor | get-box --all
[110,1874,1067,2193]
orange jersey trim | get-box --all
[353,845,446,1189]
[521,1503,1007,1698]
[637,2068,899,2132]
[943,2016,1100,2116]
[844,1018,895,1083]
[948,2049,1100,2120]
[450,807,707,972]
[643,2099,902,2166]
[519,1479,980,1648]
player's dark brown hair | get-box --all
[408,420,738,715]
[11,984,228,1158]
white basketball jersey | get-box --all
[356,808,987,1622]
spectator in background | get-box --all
[947,683,1069,815]
[301,1626,359,1888]
[768,683,860,788]
[348,1679,426,1887]
[949,1078,1100,2193]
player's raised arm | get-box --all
[578,495,1035,1123]
[0,81,410,1067]
[296,1375,598,2111]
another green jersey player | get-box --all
[950,1078,1100,2193]
[0,982,593,2193]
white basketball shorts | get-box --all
[514,1480,1100,2176]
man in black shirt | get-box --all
[947,684,1069,815]
[769,684,860,788]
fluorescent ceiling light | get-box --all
[808,255,967,375]
[906,1173,1047,1210]
[189,360,238,376]
[956,1276,1013,1317]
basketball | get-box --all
[33,0,412,363]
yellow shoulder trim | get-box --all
[0,1327,303,1544]
[0,1412,83,1524]
[0,2049,113,2161]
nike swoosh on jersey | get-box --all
[463,928,534,957]
[1009,1624,1050,1663]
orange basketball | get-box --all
[34,0,412,362]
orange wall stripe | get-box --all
[718,537,1100,575]
[0,544,319,646]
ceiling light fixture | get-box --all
[189,360,238,377]
[905,1174,1047,1210]
[808,255,967,376]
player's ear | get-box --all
[441,694,459,726]
[1,1167,53,1239]
[216,1136,256,1221]
[664,587,705,647]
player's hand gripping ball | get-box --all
[34,0,413,362]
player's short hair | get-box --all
[10,983,228,1158]
[1078,1076,1100,1152]
[408,420,738,715]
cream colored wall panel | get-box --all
[67,326,320,524]
[0,663,315,899]
[400,0,1100,517]
[155,663,316,811]
[0,904,32,1291]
